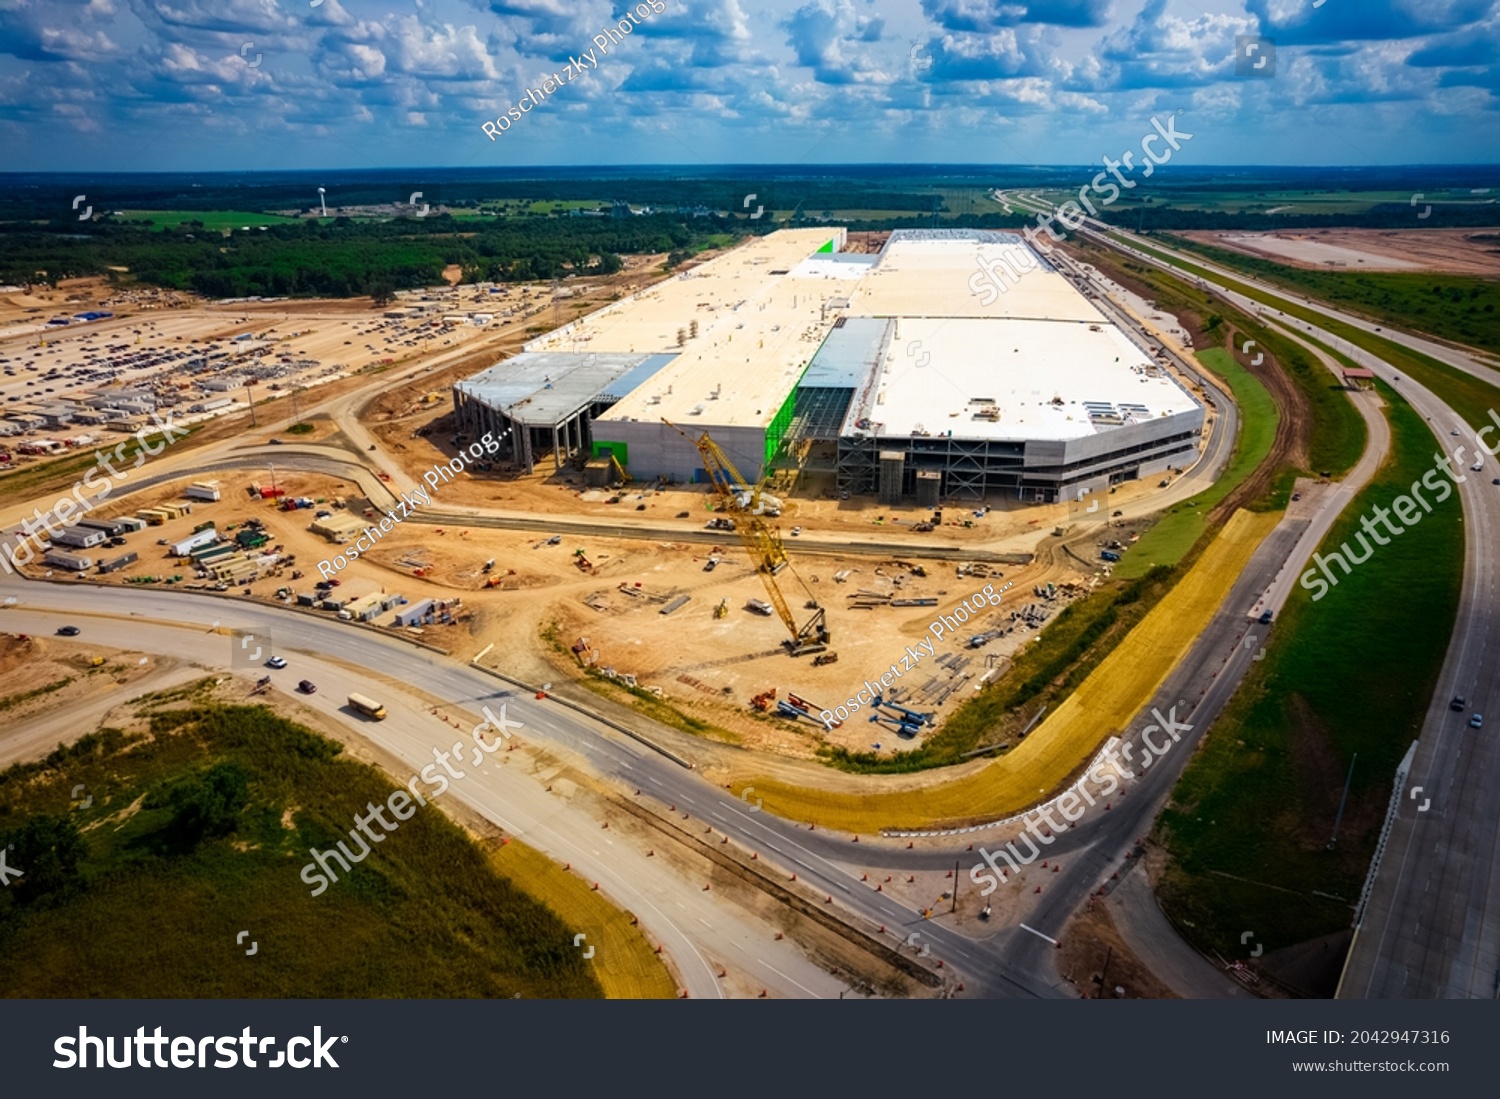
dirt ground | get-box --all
[33,460,1105,760]
[1180,227,1500,276]
[0,631,166,726]
[1058,888,1180,999]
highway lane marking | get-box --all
[761,960,823,998]
[1018,923,1059,946]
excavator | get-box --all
[667,420,829,656]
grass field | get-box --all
[115,210,303,230]
[736,509,1280,832]
[0,694,671,998]
[1115,349,1277,579]
[1156,386,1464,968]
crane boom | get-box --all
[667,421,829,655]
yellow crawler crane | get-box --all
[667,421,829,656]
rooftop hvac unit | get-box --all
[690,404,705,415]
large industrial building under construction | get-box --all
[452,228,1204,503]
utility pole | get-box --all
[1328,753,1357,849]
[246,385,257,427]
[951,859,959,913]
[1097,945,1113,999]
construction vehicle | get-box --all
[869,712,923,738]
[669,421,829,656]
[812,652,839,666]
[602,450,630,484]
[713,598,728,619]
[873,695,936,727]
[574,548,594,571]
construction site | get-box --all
[2,226,1227,764]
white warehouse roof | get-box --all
[847,316,1197,443]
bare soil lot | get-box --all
[1181,228,1500,276]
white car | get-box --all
[1471,461,1484,472]
[265,655,287,669]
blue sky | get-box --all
[0,0,1496,170]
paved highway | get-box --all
[1019,202,1500,999]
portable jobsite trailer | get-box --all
[43,550,93,572]
[171,529,220,557]
[51,526,108,549]
[98,551,138,574]
[185,480,221,502]
[76,518,128,538]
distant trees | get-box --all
[0,212,724,298]
[369,277,396,307]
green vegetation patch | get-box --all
[115,211,302,231]
[1115,348,1277,577]
[1156,386,1464,967]
[0,704,603,998]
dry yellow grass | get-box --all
[736,509,1281,832]
[490,839,677,999]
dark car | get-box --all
[56,625,81,636]
[1258,610,1274,625]
[1450,695,1467,712]
[297,680,317,694]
